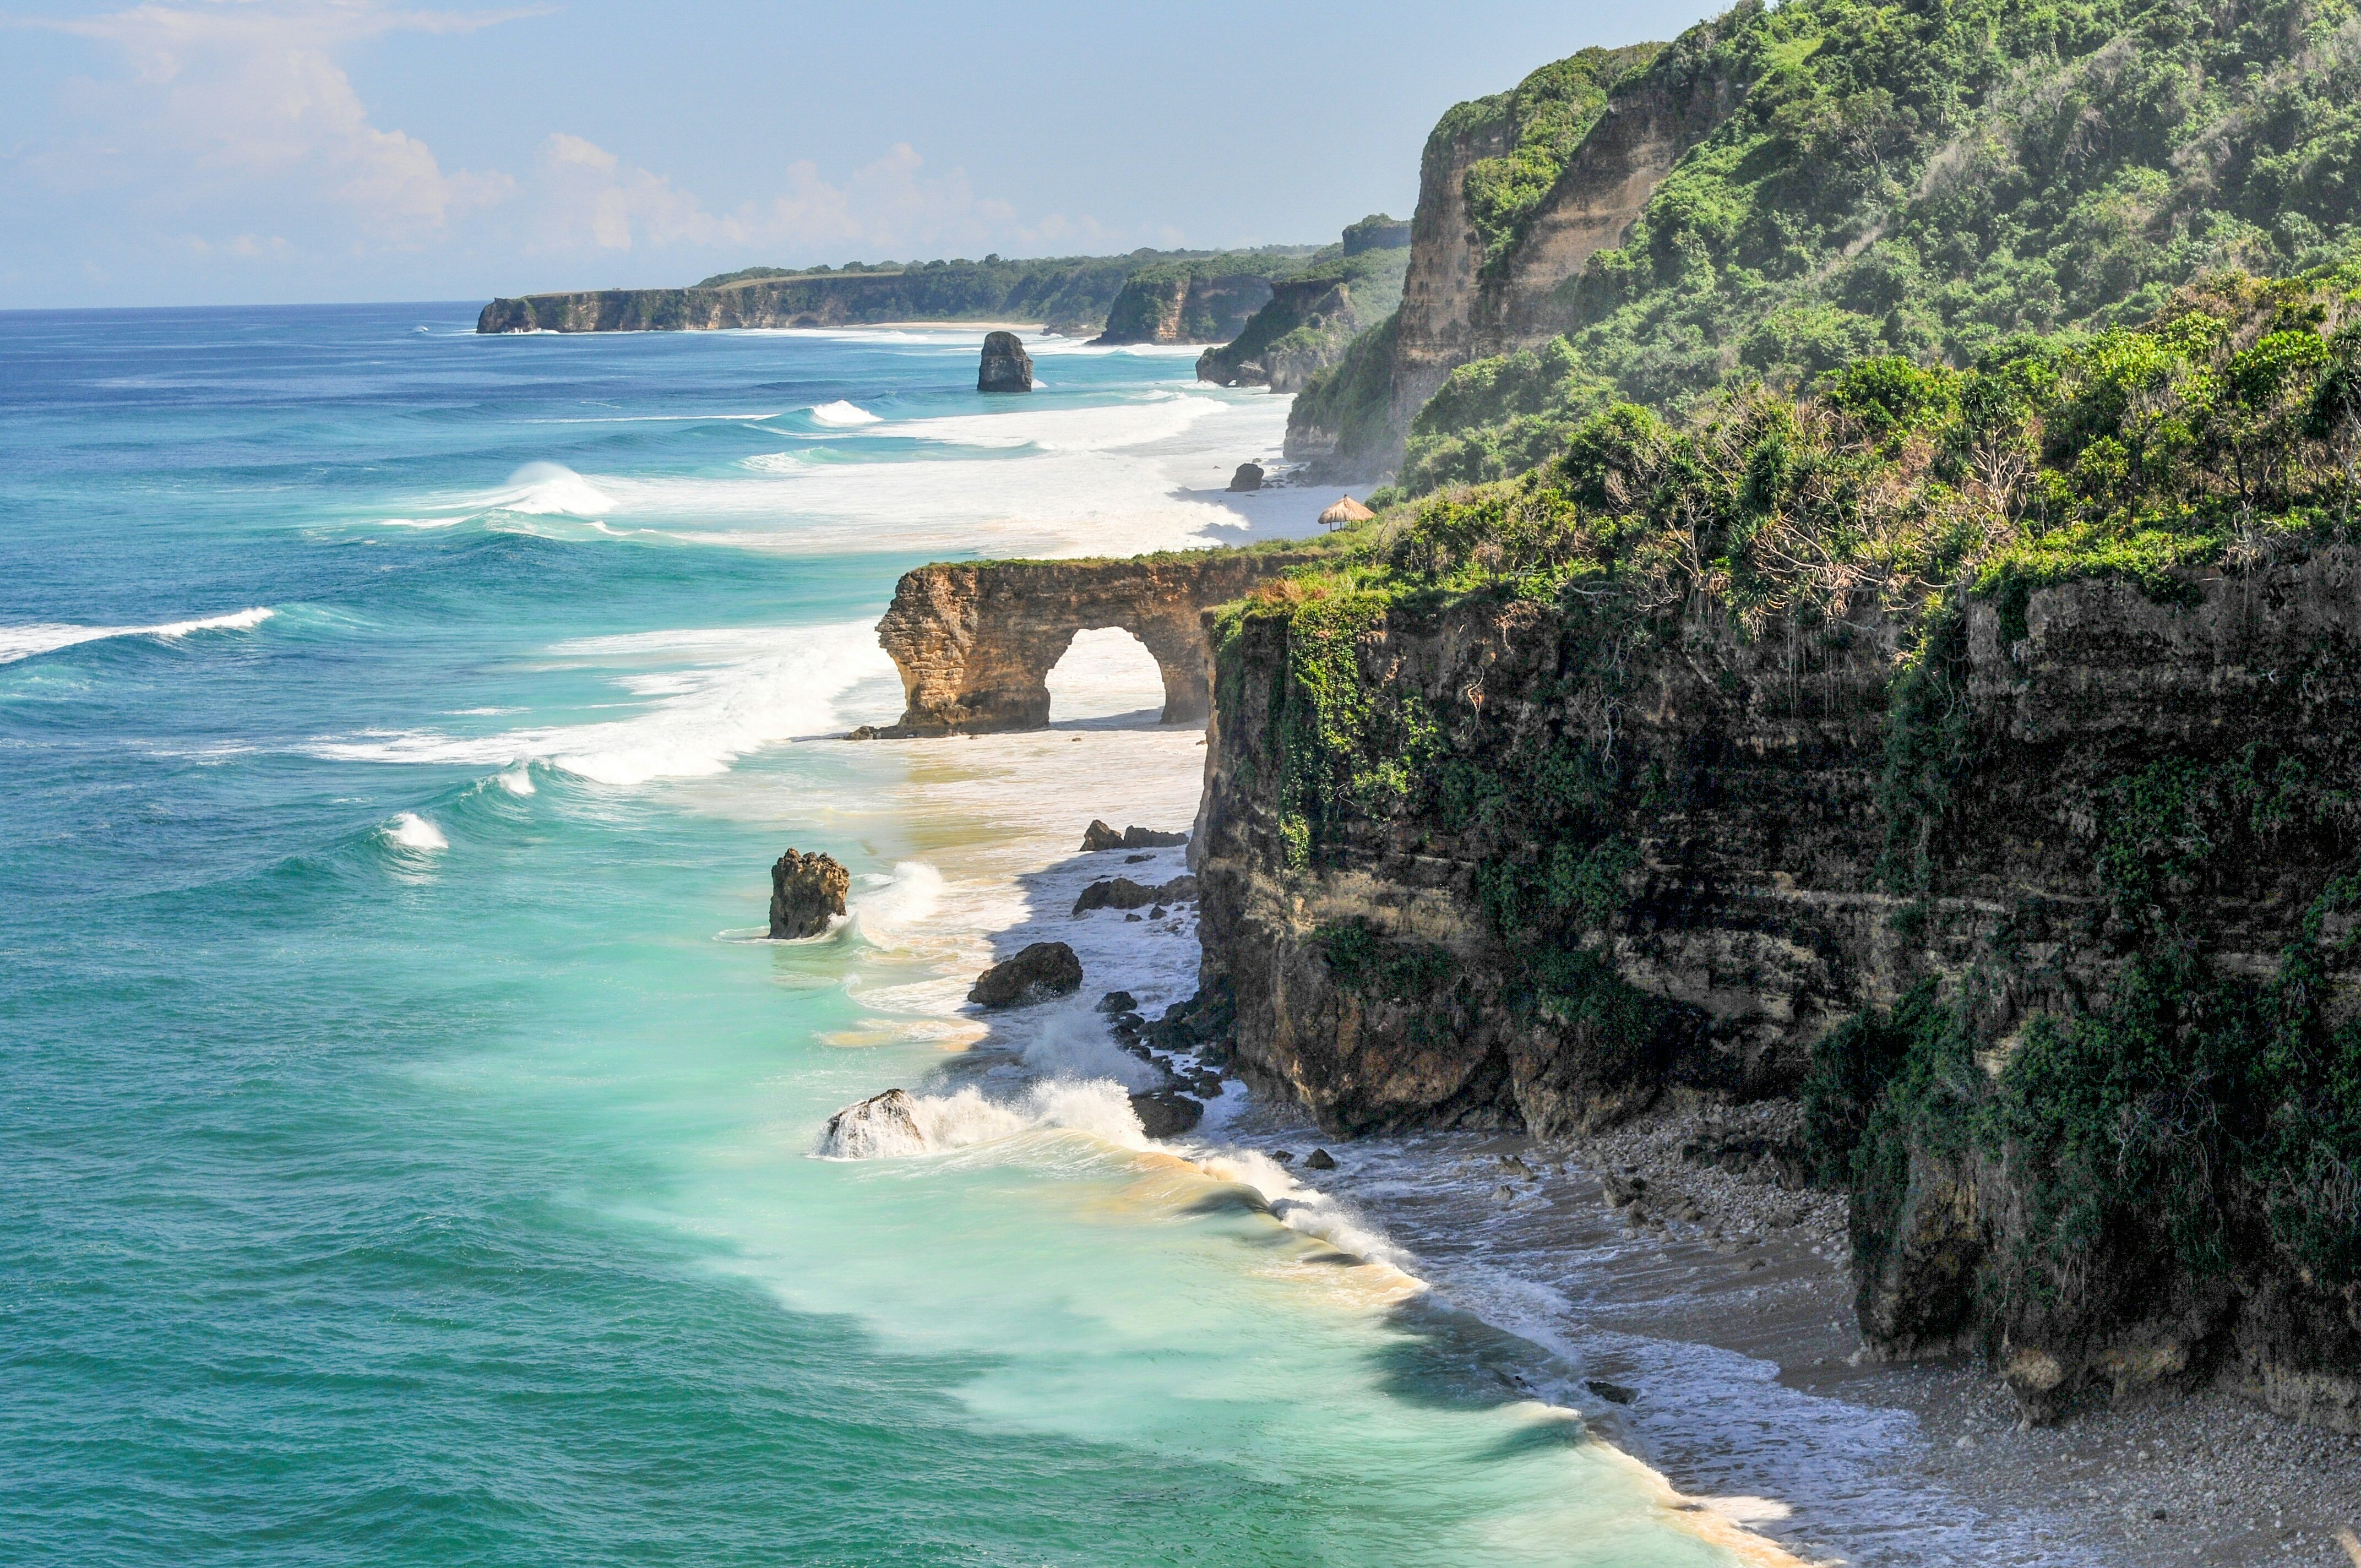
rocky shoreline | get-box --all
[819,745,2359,1565]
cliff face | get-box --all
[1195,246,1410,393]
[1092,252,1320,346]
[1196,555,2361,1429]
[475,249,1297,335]
[1285,27,1742,475]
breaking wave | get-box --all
[808,399,882,427]
[815,1080,1146,1159]
[0,607,275,665]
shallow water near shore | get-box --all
[3,304,1775,1565]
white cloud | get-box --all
[4,0,1144,292]
[35,1,519,239]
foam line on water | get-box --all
[303,619,894,787]
[0,607,275,665]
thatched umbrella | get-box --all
[1319,496,1375,529]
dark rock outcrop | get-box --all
[1226,462,1264,493]
[769,848,851,939]
[1073,874,1198,917]
[1127,1090,1205,1138]
[977,331,1033,393]
[868,554,1315,736]
[817,1088,926,1158]
[969,941,1084,1009]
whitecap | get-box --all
[492,461,617,518]
[0,607,275,665]
[494,764,536,796]
[809,399,881,427]
[381,812,448,851]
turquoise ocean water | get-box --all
[0,304,1756,1567]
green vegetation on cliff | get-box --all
[1216,263,2361,1410]
[1094,247,1325,344]
[1196,236,1411,390]
[1394,0,2361,494]
[1443,43,1668,273]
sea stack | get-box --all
[769,848,851,939]
[977,331,1033,393]
[1226,461,1264,492]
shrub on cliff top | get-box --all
[1311,263,2361,647]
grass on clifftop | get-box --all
[1275,262,2361,650]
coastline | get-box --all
[826,713,2361,1568]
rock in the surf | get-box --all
[1304,1148,1336,1170]
[1096,990,1139,1014]
[1127,1090,1204,1138]
[1073,873,1199,917]
[1081,820,1188,852]
[769,847,851,939]
[1226,461,1264,492]
[968,941,1084,1008]
[977,331,1033,393]
[818,1087,927,1158]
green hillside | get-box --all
[1388,0,2361,496]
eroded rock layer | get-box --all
[1196,551,2361,1428]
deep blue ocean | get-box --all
[0,303,1744,1566]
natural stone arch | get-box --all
[1044,625,1173,723]
[867,552,1316,736]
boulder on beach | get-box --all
[1227,461,1265,493]
[818,1087,927,1158]
[977,330,1033,393]
[769,847,851,939]
[968,941,1083,1008]
[1128,1090,1204,1138]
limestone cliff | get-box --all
[1286,30,1740,475]
[864,552,1317,736]
[1195,554,2361,1430]
[1091,249,1319,347]
[1195,227,1410,393]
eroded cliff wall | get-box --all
[1196,554,2361,1429]
[1286,27,1744,475]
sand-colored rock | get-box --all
[867,553,1316,735]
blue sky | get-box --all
[0,1,1721,308]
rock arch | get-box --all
[867,552,1316,736]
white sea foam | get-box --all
[737,453,807,475]
[380,812,448,851]
[0,607,275,665]
[305,619,894,787]
[494,764,536,796]
[850,862,945,943]
[817,1079,1146,1159]
[493,461,618,518]
[808,399,881,427]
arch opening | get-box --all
[1046,627,1169,727]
